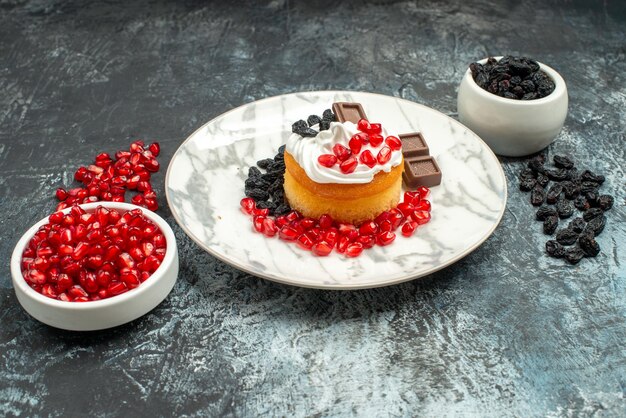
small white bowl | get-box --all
[457,56,568,157]
[10,202,179,331]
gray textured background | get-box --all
[1,0,625,416]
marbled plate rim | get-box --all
[165,90,508,290]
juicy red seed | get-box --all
[369,134,384,147]
[379,220,393,232]
[396,202,415,217]
[240,197,256,214]
[348,136,363,154]
[376,231,396,246]
[56,188,68,201]
[357,118,370,132]
[377,146,392,165]
[56,202,69,211]
[49,211,64,225]
[358,235,376,249]
[41,284,57,299]
[385,136,402,151]
[366,123,382,135]
[108,282,128,296]
[253,208,270,216]
[336,235,350,253]
[411,210,431,225]
[415,200,431,212]
[404,191,421,205]
[318,214,333,229]
[359,150,376,168]
[95,152,111,161]
[85,255,104,269]
[137,181,151,192]
[96,270,112,287]
[279,226,299,241]
[253,216,265,233]
[276,216,290,227]
[68,285,88,298]
[144,159,160,173]
[374,211,390,224]
[127,175,140,189]
[345,242,364,257]
[339,157,358,174]
[317,154,338,168]
[312,241,333,256]
[324,230,339,246]
[299,218,316,230]
[131,194,145,205]
[332,144,352,162]
[72,242,90,260]
[118,252,135,269]
[401,221,418,237]
[359,221,379,236]
[57,274,73,292]
[149,142,160,156]
[262,218,278,237]
[417,186,430,199]
[144,198,158,211]
[296,234,314,250]
[121,270,140,289]
[26,269,47,285]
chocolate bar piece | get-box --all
[403,156,442,188]
[399,132,429,157]
[332,102,367,124]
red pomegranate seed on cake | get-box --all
[319,214,333,229]
[332,144,352,162]
[339,157,358,174]
[369,134,384,147]
[253,208,270,216]
[366,123,382,135]
[323,229,339,247]
[385,136,402,151]
[357,118,370,132]
[318,154,338,168]
[296,234,314,250]
[411,210,431,225]
[358,235,376,249]
[336,235,350,253]
[312,241,333,256]
[345,242,364,257]
[348,136,363,154]
[401,221,418,237]
[376,231,396,246]
[359,150,377,168]
[279,226,299,241]
[415,200,431,212]
[374,211,390,224]
[353,132,370,143]
[379,220,393,232]
[377,146,392,165]
[359,221,379,236]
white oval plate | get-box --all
[166,91,507,289]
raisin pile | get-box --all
[291,109,336,137]
[519,154,613,264]
[244,145,291,216]
[470,56,555,100]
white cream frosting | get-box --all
[285,121,403,184]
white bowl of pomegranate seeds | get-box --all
[457,56,568,157]
[10,202,178,331]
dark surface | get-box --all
[1,1,625,416]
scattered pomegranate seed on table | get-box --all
[55,140,161,212]
[21,205,167,302]
[239,189,432,257]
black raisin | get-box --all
[584,216,606,236]
[528,158,545,174]
[578,235,600,257]
[536,174,550,187]
[521,92,538,100]
[248,166,262,178]
[568,217,586,233]
[319,120,331,131]
[536,206,557,220]
[530,185,545,206]
[519,168,536,181]
[277,144,286,154]
[561,181,580,199]
[255,200,274,210]
[545,168,568,181]
[245,188,270,201]
[307,115,322,127]
[585,191,599,207]
[553,155,574,169]
[292,120,317,137]
[583,208,603,222]
[556,228,578,245]
[597,195,614,211]
[274,204,291,216]
[322,109,336,122]
[546,183,563,204]
[564,247,585,265]
[256,158,274,170]
[580,169,605,184]
[543,216,559,235]
[556,199,574,219]
[580,181,599,194]
[545,240,565,258]
[573,196,590,211]
[520,178,537,192]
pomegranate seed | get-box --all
[417,186,430,199]
[348,136,363,154]
[359,150,376,168]
[142,242,155,257]
[72,242,90,260]
[317,154,338,168]
[153,234,166,248]
[56,188,68,201]
[253,208,270,216]
[49,211,64,225]
[121,270,140,289]
[149,142,160,156]
[404,191,421,205]
[240,197,256,214]
[353,132,370,143]
[253,216,265,233]
[323,229,339,247]
[369,134,384,147]
[312,241,333,256]
[56,202,69,211]
[379,220,393,232]
[357,235,376,249]
[415,200,431,212]
[376,231,395,246]
[126,175,140,190]
[396,202,415,217]
[131,194,144,205]
[41,284,57,299]
[279,226,299,241]
[336,235,350,253]
[108,282,128,296]
[137,181,151,192]
[339,157,358,174]
[26,269,47,285]
[144,159,160,172]
[262,218,278,237]
[359,221,379,236]
[402,221,418,237]
[37,246,54,258]
[276,215,290,228]
[296,234,314,250]
[385,136,402,151]
[332,144,352,162]
[318,214,333,229]
[357,118,370,132]
[96,270,112,287]
[74,168,87,182]
[57,274,73,292]
[377,146,392,165]
[345,242,364,257]
[68,285,88,299]
[299,218,316,230]
[411,210,431,225]
[33,257,50,271]
[366,123,382,135]
[144,198,158,211]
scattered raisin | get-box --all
[584,216,606,236]
[583,208,603,222]
[578,235,600,257]
[580,170,605,184]
[536,206,557,220]
[322,109,336,122]
[556,228,578,245]
[561,181,580,199]
[256,158,274,170]
[546,183,563,204]
[556,199,574,219]
[536,174,550,188]
[545,168,568,182]
[580,181,599,194]
[520,178,537,191]
[564,247,585,265]
[530,185,545,206]
[573,196,590,211]
[292,120,317,137]
[597,195,614,211]
[568,217,586,233]
[545,240,565,258]
[519,168,536,181]
[307,115,322,127]
[528,158,545,174]
[543,216,559,235]
[553,155,574,169]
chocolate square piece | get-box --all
[399,132,429,157]
[403,156,442,188]
[332,102,367,123]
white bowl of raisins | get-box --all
[10,202,179,331]
[457,56,568,157]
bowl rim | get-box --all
[10,202,177,310]
[463,55,567,105]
